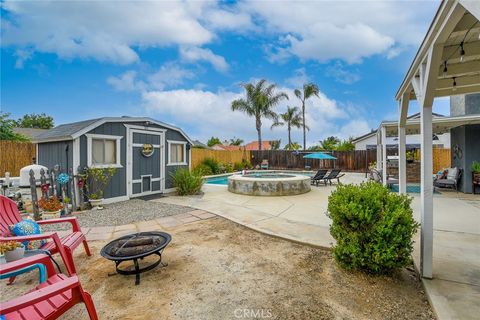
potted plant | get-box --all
[84,167,116,207]
[406,151,415,163]
[38,196,64,219]
[0,241,25,262]
[471,161,480,182]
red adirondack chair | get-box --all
[0,195,91,274]
[0,253,98,319]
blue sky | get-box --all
[1,0,450,146]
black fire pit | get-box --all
[100,231,171,285]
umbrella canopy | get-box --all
[303,152,337,160]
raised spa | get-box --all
[228,172,311,196]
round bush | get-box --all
[193,164,213,176]
[327,181,419,274]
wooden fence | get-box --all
[415,148,451,173]
[191,148,251,169]
[250,149,452,173]
[250,150,377,172]
[0,141,36,176]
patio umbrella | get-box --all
[303,152,337,160]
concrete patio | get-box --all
[154,173,480,320]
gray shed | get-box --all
[33,117,193,202]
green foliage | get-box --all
[233,162,245,171]
[319,136,340,151]
[471,161,480,173]
[84,167,117,199]
[284,142,301,150]
[230,137,244,146]
[0,112,29,141]
[406,150,415,160]
[207,137,222,147]
[201,157,221,175]
[336,139,355,151]
[327,181,419,274]
[193,164,213,176]
[15,113,54,129]
[294,83,319,150]
[270,140,281,150]
[172,169,203,196]
[307,145,323,151]
[231,79,288,151]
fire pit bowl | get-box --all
[100,231,171,285]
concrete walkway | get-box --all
[153,173,479,320]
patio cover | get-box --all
[394,0,480,278]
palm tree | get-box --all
[294,83,319,150]
[271,106,306,150]
[231,79,288,151]
[229,137,244,146]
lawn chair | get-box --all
[311,169,328,186]
[370,168,398,187]
[0,195,91,274]
[260,160,269,170]
[0,253,98,319]
[322,169,345,185]
[434,167,462,192]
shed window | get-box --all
[168,141,187,165]
[86,134,122,168]
[92,139,116,165]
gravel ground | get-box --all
[41,199,193,230]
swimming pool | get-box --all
[205,171,312,186]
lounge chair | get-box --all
[323,169,345,185]
[0,253,98,319]
[370,168,398,187]
[311,169,328,186]
[434,167,462,192]
[0,195,91,274]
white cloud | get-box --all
[284,68,310,88]
[1,0,214,65]
[107,71,144,92]
[140,82,359,145]
[326,62,361,84]
[179,46,229,72]
[107,62,195,92]
[242,0,437,64]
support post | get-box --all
[381,126,387,185]
[376,132,382,170]
[398,125,407,194]
[420,104,434,279]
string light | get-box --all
[460,42,465,62]
[443,61,448,77]
[452,77,457,91]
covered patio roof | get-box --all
[381,113,480,136]
[391,0,479,281]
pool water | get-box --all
[205,171,312,186]
[389,184,439,194]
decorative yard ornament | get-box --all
[58,173,70,185]
[141,144,154,157]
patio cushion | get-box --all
[435,179,455,186]
[447,167,458,180]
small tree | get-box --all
[84,167,116,200]
[270,140,281,150]
[328,182,419,274]
[0,112,29,141]
[336,138,355,151]
[207,137,222,147]
[319,136,340,151]
[16,113,54,129]
[271,106,305,149]
[284,142,301,150]
[229,137,244,146]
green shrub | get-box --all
[201,157,220,174]
[471,161,480,173]
[233,162,244,171]
[193,164,213,176]
[327,181,419,274]
[172,169,204,195]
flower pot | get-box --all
[473,172,480,183]
[42,210,62,220]
[89,198,104,207]
[5,246,25,262]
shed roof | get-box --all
[33,117,193,144]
